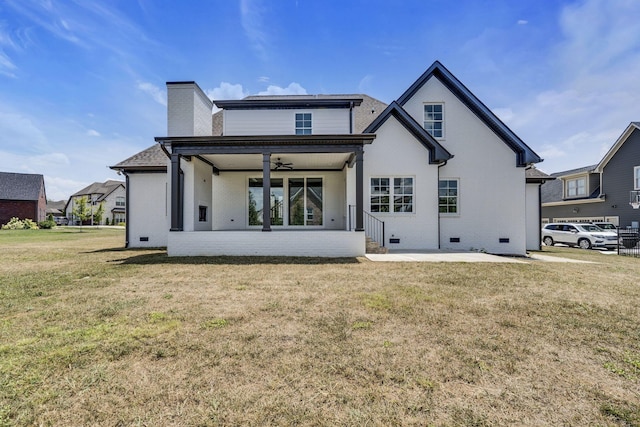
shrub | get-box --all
[1,217,39,230]
[38,219,56,229]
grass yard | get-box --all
[0,228,639,426]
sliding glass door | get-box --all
[247,177,323,227]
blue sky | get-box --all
[1,0,640,200]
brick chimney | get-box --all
[166,82,213,136]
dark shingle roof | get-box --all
[110,144,168,171]
[0,172,45,201]
[549,164,597,178]
[71,180,124,202]
[525,166,554,183]
[540,164,598,203]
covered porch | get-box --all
[157,134,376,257]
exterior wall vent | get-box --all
[140,237,149,242]
[499,238,510,243]
[389,238,400,244]
[450,237,460,243]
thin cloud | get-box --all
[258,83,307,96]
[240,0,270,61]
[499,0,640,174]
[137,82,166,106]
[86,129,100,137]
[207,82,248,101]
[517,20,528,25]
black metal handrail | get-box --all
[349,205,385,247]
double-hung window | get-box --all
[370,177,414,213]
[634,166,640,189]
[295,113,312,135]
[439,179,458,214]
[424,103,444,138]
[565,177,586,198]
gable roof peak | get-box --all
[363,101,452,164]
[397,60,542,167]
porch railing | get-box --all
[349,205,385,248]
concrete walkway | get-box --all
[365,250,596,263]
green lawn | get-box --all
[0,228,639,426]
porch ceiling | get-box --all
[201,153,351,170]
[156,134,376,171]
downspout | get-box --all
[349,102,354,134]
[538,182,542,250]
[124,171,130,248]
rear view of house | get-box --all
[0,172,47,225]
[112,61,543,256]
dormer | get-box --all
[558,165,599,200]
[213,96,363,136]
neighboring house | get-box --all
[541,122,640,227]
[46,200,67,222]
[111,61,543,256]
[0,172,47,225]
[65,180,126,225]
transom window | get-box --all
[566,177,586,197]
[370,177,414,213]
[424,103,444,138]
[634,166,640,189]
[295,113,312,135]
[439,179,458,214]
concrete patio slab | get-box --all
[365,250,597,263]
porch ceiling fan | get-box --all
[272,157,293,170]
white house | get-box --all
[66,180,126,225]
[111,61,543,257]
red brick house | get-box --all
[0,172,47,225]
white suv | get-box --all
[542,223,618,250]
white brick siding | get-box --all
[168,230,365,257]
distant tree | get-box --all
[93,201,105,226]
[73,196,91,230]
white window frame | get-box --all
[439,178,459,215]
[424,103,444,139]
[295,112,312,135]
[634,166,640,190]
[565,176,586,198]
[369,176,414,214]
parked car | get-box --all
[541,223,618,250]
[54,216,69,225]
[592,222,617,231]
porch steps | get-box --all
[366,237,388,254]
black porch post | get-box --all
[262,152,271,231]
[355,148,364,231]
[170,152,182,231]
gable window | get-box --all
[439,179,458,214]
[566,177,586,198]
[295,113,312,135]
[634,166,640,189]
[370,177,414,213]
[424,103,444,138]
[116,196,125,207]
